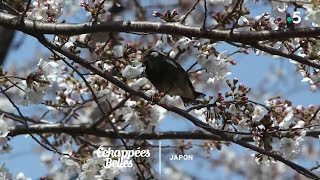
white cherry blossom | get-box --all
[121,62,144,79]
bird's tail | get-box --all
[194,91,206,99]
[181,91,206,106]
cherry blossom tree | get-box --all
[0,0,320,179]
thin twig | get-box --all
[202,0,207,29]
[188,68,206,74]
[1,2,20,15]
[19,0,31,23]
[308,106,320,123]
[310,162,320,171]
[92,94,131,127]
[186,62,198,72]
[0,87,63,156]
[230,0,244,35]
[180,0,201,24]
[221,0,243,26]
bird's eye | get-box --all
[150,52,159,57]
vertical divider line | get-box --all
[159,140,162,174]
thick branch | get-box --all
[1,12,320,42]
[7,123,320,140]
[8,124,221,140]
[2,12,320,69]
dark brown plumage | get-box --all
[143,51,204,105]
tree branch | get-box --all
[248,42,320,69]
[1,12,320,42]
[1,12,320,69]
[7,123,320,140]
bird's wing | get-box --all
[167,59,196,91]
[165,59,178,68]
[164,59,196,99]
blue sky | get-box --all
[2,2,320,178]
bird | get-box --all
[142,50,205,105]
